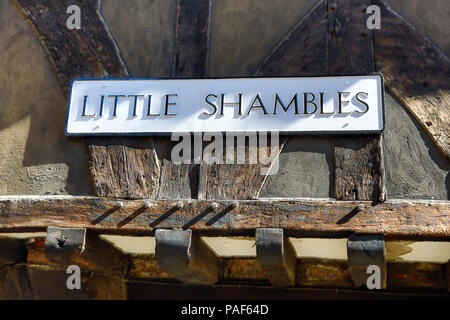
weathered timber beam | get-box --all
[255,0,328,76]
[174,0,210,77]
[255,228,297,287]
[327,0,385,202]
[40,226,128,275]
[334,136,385,201]
[156,0,212,199]
[0,197,448,238]
[373,0,450,160]
[347,234,387,289]
[155,229,219,285]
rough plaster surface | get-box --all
[209,0,317,76]
[386,0,450,56]
[383,93,449,200]
[101,0,177,78]
[0,0,93,195]
[259,137,333,198]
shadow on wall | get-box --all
[259,137,334,198]
[383,91,449,200]
[0,1,93,195]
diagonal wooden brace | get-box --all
[255,228,297,287]
[155,229,219,285]
[347,234,387,289]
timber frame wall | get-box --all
[0,0,449,298]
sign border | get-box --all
[65,73,386,137]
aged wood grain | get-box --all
[327,0,374,75]
[198,136,287,200]
[373,0,450,160]
[157,137,199,199]
[255,0,328,76]
[334,136,385,201]
[0,197,448,238]
[327,0,385,202]
[13,0,161,199]
[87,137,160,199]
[157,0,212,199]
[175,0,210,77]
[12,0,127,94]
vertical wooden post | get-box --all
[328,0,385,202]
[255,228,297,287]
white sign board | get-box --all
[65,75,384,135]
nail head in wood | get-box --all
[114,201,124,209]
[143,200,152,209]
[209,202,218,210]
[155,229,219,285]
[175,201,184,209]
[356,204,365,212]
[255,228,297,287]
[347,234,387,289]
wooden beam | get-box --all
[327,0,385,202]
[155,229,219,285]
[87,138,160,199]
[198,136,287,200]
[327,0,374,74]
[347,234,387,289]
[334,136,385,201]
[174,0,211,77]
[255,228,296,287]
[156,0,212,199]
[255,0,328,76]
[373,0,450,160]
[0,237,27,266]
[0,197,448,238]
